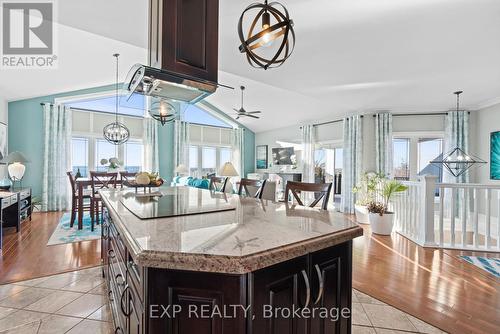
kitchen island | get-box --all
[100,186,363,334]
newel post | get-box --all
[419,175,438,246]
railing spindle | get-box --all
[439,188,444,246]
[450,188,457,247]
[462,188,467,248]
[473,188,479,248]
[486,189,491,249]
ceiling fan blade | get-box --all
[246,111,262,114]
[246,114,260,119]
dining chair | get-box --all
[238,178,267,199]
[67,172,94,228]
[209,176,228,193]
[119,171,137,188]
[90,171,118,230]
[284,181,333,210]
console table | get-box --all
[0,188,32,249]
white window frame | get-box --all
[188,144,233,178]
[393,131,444,180]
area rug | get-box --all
[460,256,500,278]
[47,213,101,246]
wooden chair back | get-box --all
[67,171,77,195]
[119,171,137,188]
[209,176,228,193]
[238,178,266,199]
[285,181,333,210]
[90,171,118,194]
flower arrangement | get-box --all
[353,172,384,206]
[100,157,121,170]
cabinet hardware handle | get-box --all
[108,289,114,302]
[115,326,123,334]
[115,273,125,286]
[313,264,324,305]
[120,285,132,317]
[301,270,311,309]
[107,249,115,258]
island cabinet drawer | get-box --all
[20,189,30,200]
[1,197,9,207]
[109,221,127,261]
[127,255,143,302]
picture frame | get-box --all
[256,145,268,169]
[490,131,500,180]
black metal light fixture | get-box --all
[104,53,130,145]
[149,99,177,126]
[238,0,295,70]
[430,91,486,177]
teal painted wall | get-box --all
[244,129,255,176]
[8,85,116,198]
[9,86,255,198]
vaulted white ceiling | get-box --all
[1,0,499,133]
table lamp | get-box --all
[174,164,189,176]
[1,151,30,187]
[219,162,239,177]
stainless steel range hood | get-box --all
[124,64,217,104]
[124,0,219,104]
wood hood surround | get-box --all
[149,0,219,84]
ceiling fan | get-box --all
[233,86,261,120]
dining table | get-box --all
[74,178,122,230]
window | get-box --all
[72,137,89,177]
[95,139,118,171]
[188,145,233,177]
[202,146,217,175]
[219,147,232,170]
[189,146,199,176]
[124,141,143,173]
[418,138,443,181]
[393,138,410,180]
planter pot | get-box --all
[355,204,370,225]
[369,212,394,235]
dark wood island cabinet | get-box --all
[100,187,362,334]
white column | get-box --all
[419,175,438,246]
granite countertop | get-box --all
[100,187,363,274]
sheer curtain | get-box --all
[174,120,190,174]
[444,111,470,184]
[42,104,72,211]
[231,128,245,177]
[301,124,315,183]
[375,112,393,177]
[341,115,363,214]
[444,111,470,218]
[143,116,159,172]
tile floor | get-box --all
[0,266,446,334]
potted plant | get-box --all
[367,179,408,235]
[353,172,382,224]
[100,157,121,172]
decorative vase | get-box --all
[0,178,12,190]
[369,212,394,235]
[355,204,370,225]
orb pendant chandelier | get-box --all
[238,0,295,70]
[104,53,130,145]
[149,100,177,126]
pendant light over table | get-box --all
[103,53,130,145]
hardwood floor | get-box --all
[1,212,498,333]
[0,212,101,284]
[353,223,500,334]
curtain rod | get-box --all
[300,115,364,129]
[372,111,470,117]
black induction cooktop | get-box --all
[120,188,235,219]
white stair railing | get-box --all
[392,176,500,252]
